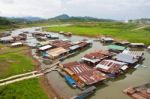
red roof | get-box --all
[63,62,107,85]
[50,40,72,49]
[84,50,111,60]
[78,42,89,48]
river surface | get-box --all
[9,27,150,99]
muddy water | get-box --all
[10,27,150,99]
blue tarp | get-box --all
[65,75,76,86]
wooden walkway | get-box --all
[0,61,60,86]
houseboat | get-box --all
[45,47,68,60]
[130,43,145,48]
[114,53,138,66]
[11,42,23,47]
[64,32,72,36]
[50,40,73,50]
[123,82,150,99]
[81,50,113,65]
[0,36,14,43]
[100,37,114,43]
[96,60,128,77]
[122,50,145,61]
[60,62,107,87]
[107,45,126,53]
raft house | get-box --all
[11,42,23,47]
[130,43,145,48]
[96,60,128,77]
[114,53,139,66]
[122,50,145,61]
[100,37,114,43]
[123,82,150,99]
[107,44,126,53]
[60,62,107,88]
[44,47,68,60]
[0,36,14,43]
[81,50,113,65]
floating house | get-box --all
[130,43,145,48]
[107,45,126,52]
[38,45,52,51]
[0,36,14,43]
[11,42,23,47]
[77,41,92,49]
[81,50,113,65]
[123,83,150,99]
[50,40,73,49]
[61,62,107,86]
[96,60,128,77]
[64,32,72,36]
[113,41,130,46]
[38,41,50,46]
[100,37,114,43]
[114,53,138,65]
[69,45,81,53]
[47,34,59,39]
[122,50,144,60]
[46,47,68,59]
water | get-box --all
[9,27,150,99]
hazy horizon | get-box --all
[0,0,150,20]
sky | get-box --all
[0,0,150,20]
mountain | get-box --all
[50,14,115,22]
[0,17,14,25]
[8,16,44,23]
[51,14,70,20]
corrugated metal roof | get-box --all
[82,50,112,63]
[108,45,126,51]
[123,50,144,57]
[63,62,107,85]
[69,45,80,50]
[47,47,68,57]
[39,45,52,51]
[96,60,127,73]
[114,53,138,64]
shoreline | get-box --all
[28,49,62,99]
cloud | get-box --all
[1,0,14,4]
[0,0,150,19]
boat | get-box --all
[64,75,76,88]
[71,86,96,99]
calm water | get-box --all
[11,27,150,99]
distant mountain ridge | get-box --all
[50,14,115,22]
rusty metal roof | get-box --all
[82,50,113,63]
[50,40,72,49]
[96,60,128,73]
[63,62,107,85]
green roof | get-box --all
[107,45,126,51]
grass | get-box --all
[0,45,35,79]
[44,22,150,45]
[0,78,49,99]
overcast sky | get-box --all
[0,0,150,20]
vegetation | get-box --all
[44,22,150,44]
[0,46,35,79]
[0,78,48,99]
